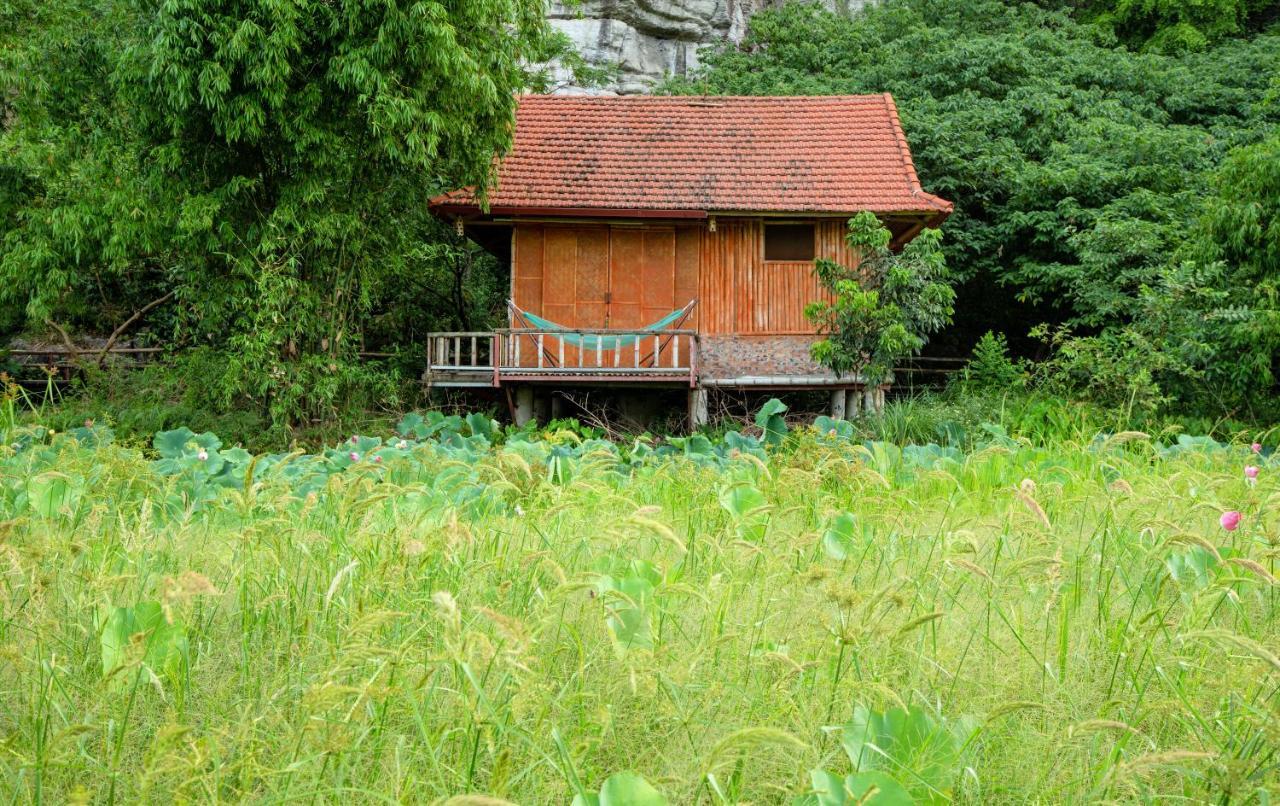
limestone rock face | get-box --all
[548,0,870,94]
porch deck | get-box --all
[424,328,699,389]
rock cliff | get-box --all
[548,0,869,94]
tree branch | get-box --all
[44,318,79,365]
[95,290,175,368]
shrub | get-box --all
[806,212,955,383]
[960,331,1026,391]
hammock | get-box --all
[509,300,696,351]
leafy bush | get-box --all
[38,358,411,453]
[807,213,955,383]
[960,331,1026,391]
[1030,324,1174,414]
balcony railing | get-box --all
[425,328,699,388]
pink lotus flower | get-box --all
[1251,442,1262,453]
[349,452,359,462]
[197,449,208,461]
[1220,510,1242,531]
[349,435,359,445]
[1245,465,1259,480]
[373,455,382,464]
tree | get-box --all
[805,212,955,384]
[1066,0,1280,52]
[1,0,564,431]
[1151,134,1280,412]
[131,0,555,427]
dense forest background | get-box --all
[1,0,1278,439]
[668,0,1280,417]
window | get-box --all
[764,223,815,261]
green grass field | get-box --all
[0,410,1277,804]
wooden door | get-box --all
[575,228,610,329]
[541,227,577,327]
[609,227,676,329]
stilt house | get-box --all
[428,94,951,425]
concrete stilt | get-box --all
[845,388,862,417]
[829,388,847,420]
[532,391,550,425]
[688,388,709,431]
[514,386,534,427]
[875,387,887,412]
[550,392,564,422]
[864,387,876,414]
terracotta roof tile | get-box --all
[433,94,951,217]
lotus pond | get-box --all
[0,404,1277,803]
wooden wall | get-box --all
[511,218,859,336]
[698,219,857,335]
[513,224,699,330]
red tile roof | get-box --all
[432,94,951,218]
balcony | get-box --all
[424,328,700,389]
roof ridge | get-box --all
[516,93,889,102]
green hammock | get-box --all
[511,302,694,351]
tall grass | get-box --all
[0,422,1276,802]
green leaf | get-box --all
[99,602,189,684]
[724,430,765,456]
[804,768,914,806]
[808,769,848,806]
[841,705,977,804]
[465,412,497,441]
[596,772,669,806]
[63,425,114,448]
[822,512,857,560]
[1166,546,1234,590]
[154,428,221,459]
[719,484,771,542]
[755,398,789,447]
[154,427,198,459]
[843,771,914,806]
[719,484,767,519]
[596,574,656,654]
[397,412,425,438]
[814,416,854,440]
[27,471,82,519]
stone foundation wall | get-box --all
[699,334,838,380]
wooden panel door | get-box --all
[674,226,700,329]
[541,227,577,327]
[575,228,610,329]
[512,225,544,316]
[609,228,644,329]
[609,226,677,329]
[640,229,676,325]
